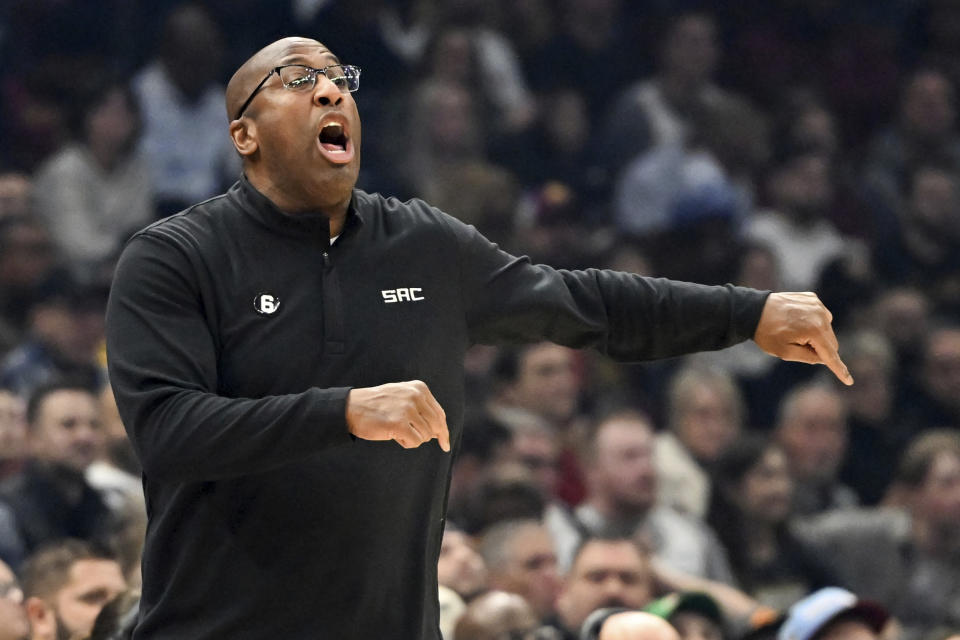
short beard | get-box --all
[54,610,77,640]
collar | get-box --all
[229,174,366,241]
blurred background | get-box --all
[0,1,959,640]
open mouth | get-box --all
[316,120,355,166]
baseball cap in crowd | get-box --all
[777,587,888,640]
[643,591,723,623]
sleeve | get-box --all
[446,217,769,360]
[105,233,353,484]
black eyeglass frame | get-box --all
[233,63,361,120]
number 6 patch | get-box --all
[254,293,280,315]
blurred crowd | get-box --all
[0,0,959,639]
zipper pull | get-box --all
[322,251,331,268]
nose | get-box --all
[313,74,344,107]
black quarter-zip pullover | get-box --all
[106,176,768,639]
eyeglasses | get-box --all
[234,63,361,120]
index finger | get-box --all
[809,329,854,386]
[413,385,450,452]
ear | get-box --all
[229,119,259,157]
[26,596,56,640]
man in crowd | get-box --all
[22,539,126,640]
[0,381,116,569]
[793,430,960,638]
[773,383,857,515]
[550,535,655,638]
[105,35,851,638]
[479,518,561,623]
[550,410,734,581]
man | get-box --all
[488,343,581,431]
[0,382,115,570]
[21,540,126,640]
[479,519,561,622]
[655,365,744,518]
[549,410,734,581]
[773,383,857,516]
[595,611,681,640]
[438,525,487,602]
[793,430,960,638]
[453,590,550,640]
[551,536,655,638]
[0,273,107,398]
[105,36,851,639]
[775,587,888,640]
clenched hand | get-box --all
[754,291,854,385]
[346,380,451,451]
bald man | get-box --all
[600,612,681,640]
[107,36,851,639]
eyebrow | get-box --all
[278,52,342,67]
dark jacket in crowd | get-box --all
[0,461,116,569]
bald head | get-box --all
[599,611,681,640]
[454,590,539,640]
[226,37,338,121]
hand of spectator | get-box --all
[346,381,451,451]
[753,292,854,385]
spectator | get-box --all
[583,608,682,640]
[747,146,848,292]
[21,540,126,640]
[655,365,745,519]
[837,330,906,505]
[454,590,554,640]
[438,524,487,602]
[773,383,857,516]
[0,217,60,355]
[526,0,632,121]
[863,67,960,225]
[549,410,734,581]
[437,1,538,134]
[906,324,960,431]
[775,587,889,640]
[0,382,117,569]
[872,163,960,315]
[643,592,725,640]
[488,343,587,506]
[706,435,829,610]
[550,535,655,639]
[479,519,561,622]
[446,412,512,528]
[398,79,520,244]
[0,388,26,480]
[870,287,931,397]
[0,273,108,398]
[0,557,28,640]
[610,12,730,153]
[132,3,239,216]
[793,431,960,639]
[487,344,581,432]
[32,76,153,275]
